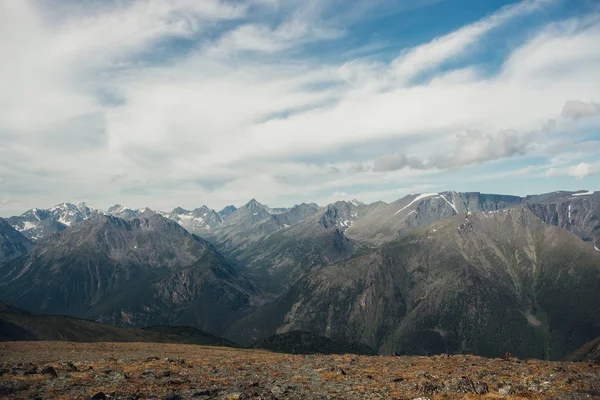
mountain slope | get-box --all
[168,206,225,236]
[345,192,523,245]
[252,331,376,355]
[0,302,237,347]
[232,202,360,293]
[0,218,33,265]
[208,200,320,257]
[566,335,600,364]
[7,203,103,241]
[0,214,256,335]
[525,190,600,249]
[230,208,600,359]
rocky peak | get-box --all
[244,199,265,210]
[219,205,237,219]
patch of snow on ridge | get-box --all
[439,194,458,213]
[394,193,438,216]
[573,191,594,196]
[58,216,71,226]
[19,221,36,231]
[595,245,600,252]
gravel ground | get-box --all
[1,341,599,399]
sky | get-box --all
[1,0,600,216]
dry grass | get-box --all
[0,342,598,399]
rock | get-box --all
[40,366,58,378]
[419,381,444,396]
[498,385,514,395]
[140,369,155,377]
[392,377,404,382]
[222,393,245,399]
[98,369,126,382]
[0,385,15,396]
[63,362,78,372]
[23,366,37,375]
[0,381,30,395]
[566,377,575,384]
[445,376,488,394]
[192,388,221,397]
[336,367,346,375]
[91,393,107,400]
[412,398,433,400]
[145,356,160,362]
[165,358,185,364]
[271,385,285,396]
[163,394,182,400]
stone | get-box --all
[271,385,285,396]
[498,385,514,395]
[419,381,443,395]
[63,362,78,371]
[40,366,58,378]
[91,393,107,400]
[23,367,37,375]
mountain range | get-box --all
[0,190,598,360]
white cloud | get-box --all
[1,0,600,215]
[391,0,555,83]
[568,163,595,180]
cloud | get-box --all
[561,100,600,119]
[372,153,425,172]
[1,0,600,215]
[568,162,595,179]
[391,0,555,83]
[368,129,531,172]
[545,167,557,177]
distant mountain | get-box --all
[0,218,32,265]
[0,302,238,347]
[252,331,376,355]
[230,207,600,359]
[231,201,356,293]
[207,200,320,257]
[525,190,599,250]
[218,205,237,219]
[106,204,143,220]
[168,206,226,236]
[345,192,523,245]
[3,189,599,360]
[7,202,103,241]
[0,214,256,335]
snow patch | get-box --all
[252,212,258,216]
[439,194,458,213]
[58,217,72,226]
[573,191,594,196]
[394,193,438,216]
[595,245,600,252]
[20,221,36,231]
[568,205,572,220]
